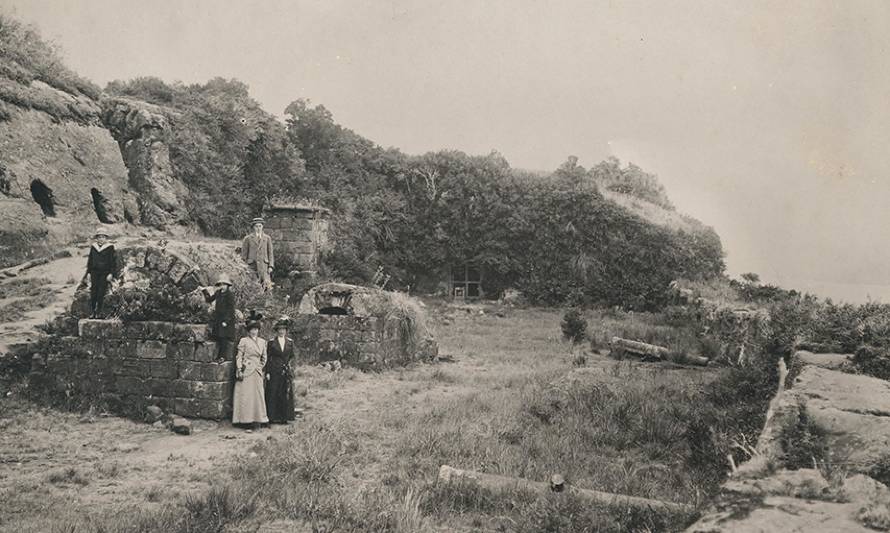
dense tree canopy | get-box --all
[104,79,725,310]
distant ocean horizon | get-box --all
[774,280,890,305]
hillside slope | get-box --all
[0,15,135,267]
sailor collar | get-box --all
[92,242,114,252]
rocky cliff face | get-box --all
[0,81,136,267]
[100,97,191,229]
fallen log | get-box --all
[610,337,669,359]
[609,337,709,366]
[437,465,695,515]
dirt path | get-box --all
[0,245,86,353]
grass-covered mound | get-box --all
[0,14,101,123]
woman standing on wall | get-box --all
[265,317,296,424]
[233,320,269,431]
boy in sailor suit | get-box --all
[86,226,119,318]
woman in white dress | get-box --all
[233,320,269,430]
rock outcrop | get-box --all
[0,100,134,267]
[100,97,191,229]
[686,351,890,532]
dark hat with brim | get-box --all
[246,320,261,331]
[274,319,289,330]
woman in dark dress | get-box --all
[265,318,296,424]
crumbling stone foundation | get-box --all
[32,319,232,419]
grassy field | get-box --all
[0,302,774,532]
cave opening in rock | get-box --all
[90,188,113,223]
[30,179,55,217]
[318,306,349,316]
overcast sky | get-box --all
[3,0,889,301]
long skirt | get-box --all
[265,366,295,423]
[233,371,268,424]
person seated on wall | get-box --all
[86,225,119,318]
[202,274,238,363]
[241,217,274,292]
[265,316,296,424]
[233,319,269,431]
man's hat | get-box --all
[94,225,110,238]
[215,273,233,286]
[251,217,264,226]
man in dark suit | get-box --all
[86,226,119,318]
[202,274,237,363]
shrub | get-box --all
[779,410,828,470]
[560,308,588,346]
[852,345,890,381]
[103,285,208,323]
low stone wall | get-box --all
[289,314,436,367]
[32,319,232,419]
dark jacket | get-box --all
[86,244,118,275]
[203,288,237,340]
[267,336,296,376]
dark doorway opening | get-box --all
[90,188,113,223]
[30,179,55,217]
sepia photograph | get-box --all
[0,1,888,531]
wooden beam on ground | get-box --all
[437,465,695,515]
[609,337,709,366]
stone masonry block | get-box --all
[78,319,124,340]
[147,249,175,274]
[116,340,138,358]
[179,361,233,382]
[124,321,175,340]
[167,260,191,284]
[78,339,105,358]
[129,247,147,268]
[193,342,218,363]
[136,340,167,359]
[167,342,195,360]
[174,398,227,419]
[115,376,146,396]
[149,360,178,379]
[111,358,142,376]
[172,380,229,400]
[144,378,173,397]
[171,324,208,342]
[178,271,203,293]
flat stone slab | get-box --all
[794,365,890,416]
[792,366,890,470]
[795,350,852,370]
[687,496,872,532]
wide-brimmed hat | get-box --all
[274,316,290,330]
[215,273,233,286]
[246,320,262,331]
[250,217,264,226]
[94,225,110,238]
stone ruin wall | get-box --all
[32,312,437,420]
[290,314,437,368]
[33,319,232,419]
[261,206,329,273]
